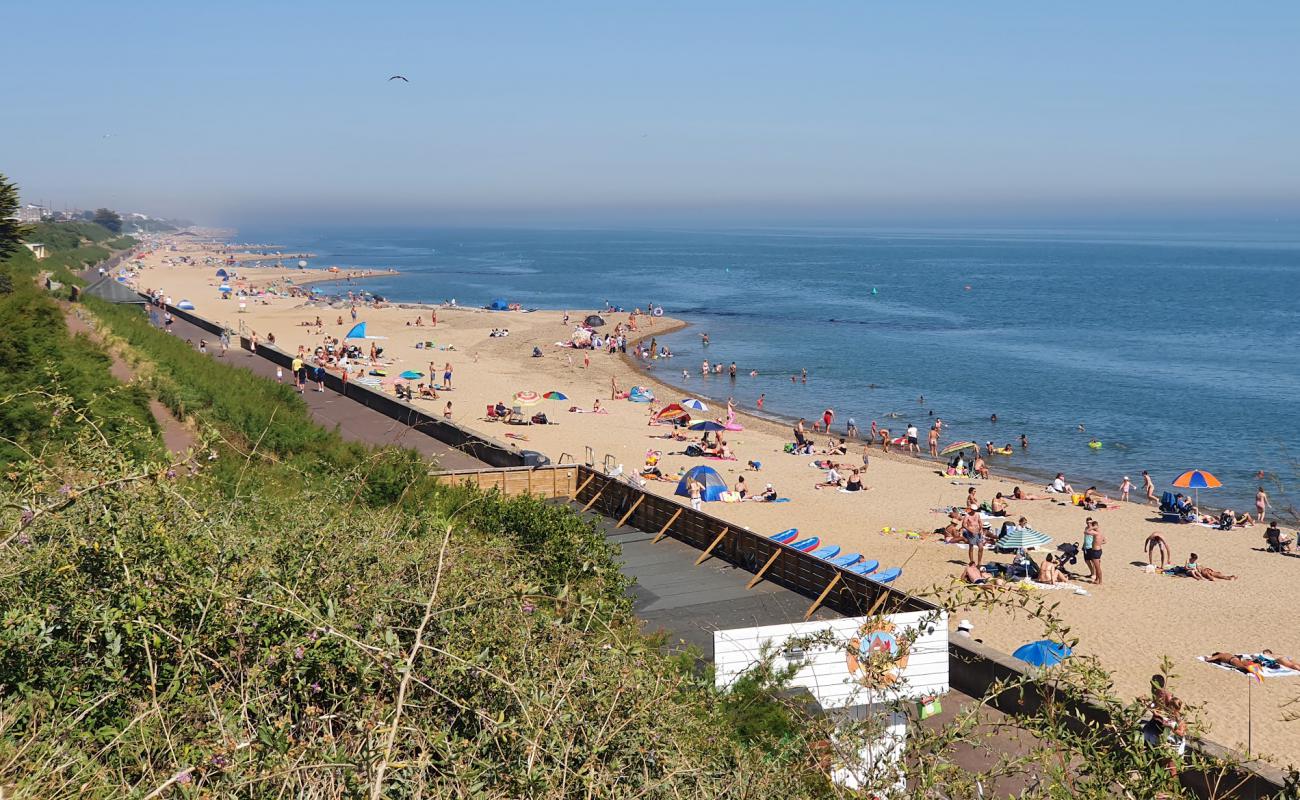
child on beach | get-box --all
[1119,476,1133,502]
[276,365,283,383]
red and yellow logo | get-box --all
[846,619,910,689]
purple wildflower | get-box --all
[294,645,305,661]
[176,770,193,785]
[522,600,537,614]
[58,484,72,496]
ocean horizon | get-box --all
[229,223,1300,514]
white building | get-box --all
[14,204,48,223]
[24,242,48,260]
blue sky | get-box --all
[3,1,1298,226]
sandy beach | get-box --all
[122,237,1300,765]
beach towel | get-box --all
[1198,655,1300,679]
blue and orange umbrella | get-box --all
[1172,469,1222,506]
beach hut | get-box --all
[489,297,510,311]
[675,466,728,502]
[584,314,606,328]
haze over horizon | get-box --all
[4,1,1299,228]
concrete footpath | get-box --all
[114,296,487,470]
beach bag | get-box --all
[684,445,704,457]
[783,443,795,454]
[530,413,548,425]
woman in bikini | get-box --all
[1185,553,1236,581]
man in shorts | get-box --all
[906,423,920,455]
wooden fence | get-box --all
[430,464,579,499]
[570,466,937,619]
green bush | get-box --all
[0,412,831,798]
[0,261,157,463]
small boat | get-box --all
[809,545,841,560]
[847,560,880,575]
[770,528,798,544]
[830,552,863,567]
[789,536,820,552]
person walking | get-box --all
[1256,486,1270,523]
[928,424,940,457]
[1143,471,1157,504]
[688,476,704,511]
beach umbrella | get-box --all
[681,398,708,412]
[1012,640,1072,668]
[654,403,691,422]
[688,420,726,432]
[399,370,423,380]
[1172,469,1222,506]
[996,526,1053,551]
[218,284,232,293]
[514,390,541,406]
[543,391,568,401]
[177,300,195,310]
[584,314,606,327]
[939,441,978,457]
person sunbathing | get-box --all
[844,469,865,492]
[1207,652,1262,674]
[1037,553,1065,585]
[1184,554,1236,581]
[1011,486,1044,501]
[972,455,989,479]
[936,516,964,543]
[1082,486,1109,510]
[989,493,1010,517]
[814,467,844,490]
[1264,522,1293,553]
[1256,650,1300,671]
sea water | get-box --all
[232,224,1300,513]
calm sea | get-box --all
[232,224,1300,513]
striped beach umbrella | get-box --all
[997,526,1053,551]
[681,398,708,411]
[543,391,568,400]
[1172,469,1221,505]
[939,440,978,457]
[513,391,541,406]
[1172,470,1221,489]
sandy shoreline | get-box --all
[118,236,1300,765]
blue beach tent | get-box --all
[489,297,510,311]
[628,386,654,403]
[345,322,367,339]
[1012,640,1072,667]
[675,466,728,502]
[215,268,229,278]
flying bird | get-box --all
[388,75,409,82]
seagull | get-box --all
[388,75,409,82]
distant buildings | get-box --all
[13,204,48,223]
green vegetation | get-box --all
[0,170,1287,794]
[0,172,30,261]
[0,206,156,464]
[92,207,122,233]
